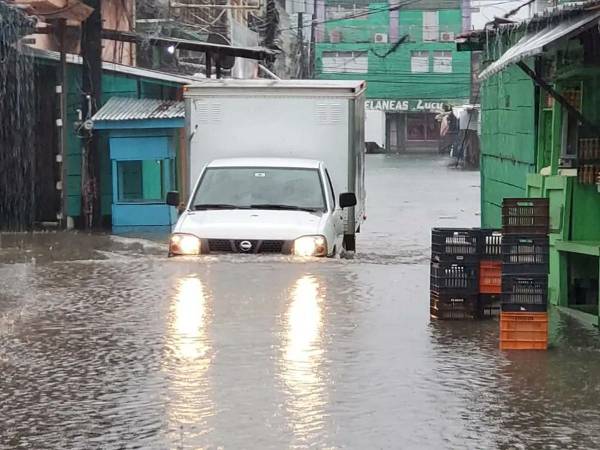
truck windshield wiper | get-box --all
[194,203,249,210]
[250,204,322,213]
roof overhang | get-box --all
[24,45,198,85]
[11,0,93,21]
[479,10,600,80]
[184,79,367,98]
[101,29,277,62]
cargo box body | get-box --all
[184,80,367,237]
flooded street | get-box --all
[2,155,600,449]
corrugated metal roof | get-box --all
[458,0,600,39]
[92,97,185,122]
[478,10,600,80]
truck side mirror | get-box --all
[166,191,180,207]
[339,192,357,208]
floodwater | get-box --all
[1,155,600,449]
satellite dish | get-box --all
[207,33,235,70]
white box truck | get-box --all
[167,79,366,257]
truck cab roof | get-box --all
[207,158,323,169]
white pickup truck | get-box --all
[167,80,366,257]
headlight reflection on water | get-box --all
[285,276,324,365]
[282,275,327,438]
[166,276,214,438]
[173,277,209,360]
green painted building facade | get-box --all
[470,5,600,324]
[314,0,471,151]
[480,63,537,227]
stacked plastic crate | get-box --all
[478,229,503,317]
[500,198,550,350]
[430,229,480,319]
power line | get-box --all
[317,77,472,85]
[320,71,473,76]
[278,0,424,34]
[281,0,524,34]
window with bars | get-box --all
[117,160,166,203]
[433,51,452,73]
[422,11,439,41]
[410,51,429,73]
[325,4,369,20]
[322,51,368,74]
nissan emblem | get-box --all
[239,240,252,252]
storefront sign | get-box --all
[365,99,446,112]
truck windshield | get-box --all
[192,167,326,212]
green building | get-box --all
[462,3,600,325]
[314,0,472,151]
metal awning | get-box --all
[479,10,600,80]
[91,97,185,129]
[92,97,184,122]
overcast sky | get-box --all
[470,0,534,30]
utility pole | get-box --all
[297,12,304,78]
[309,0,316,78]
[80,0,103,229]
[263,0,278,70]
[57,19,68,228]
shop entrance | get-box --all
[386,112,440,152]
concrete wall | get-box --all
[31,0,135,65]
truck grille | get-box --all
[206,239,290,254]
[207,239,233,252]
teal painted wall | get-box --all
[316,4,470,102]
[63,67,181,219]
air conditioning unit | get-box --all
[373,33,388,43]
[329,29,342,43]
[440,31,455,42]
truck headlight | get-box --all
[169,234,201,256]
[294,235,327,257]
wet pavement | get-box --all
[1,154,600,449]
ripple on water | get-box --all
[2,156,600,448]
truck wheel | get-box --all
[343,234,356,252]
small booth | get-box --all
[92,97,184,233]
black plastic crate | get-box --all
[430,261,479,293]
[478,294,501,318]
[501,274,548,311]
[501,235,549,275]
[502,198,549,235]
[430,292,479,320]
[478,229,503,260]
[431,228,479,263]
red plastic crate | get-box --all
[499,312,548,350]
[479,260,502,294]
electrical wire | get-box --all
[282,0,526,34]
[280,0,526,41]
[278,0,425,33]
